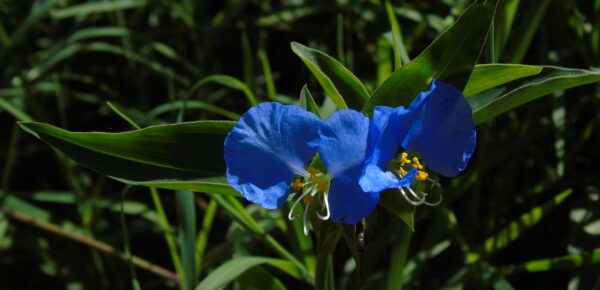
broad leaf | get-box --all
[363,0,497,114]
[291,42,370,110]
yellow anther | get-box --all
[400,152,411,166]
[308,168,321,180]
[412,157,423,169]
[303,195,314,203]
[415,170,429,181]
[317,180,328,192]
[292,178,304,189]
[399,167,407,177]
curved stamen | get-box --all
[288,183,315,220]
[422,192,442,206]
[399,187,425,206]
[316,193,331,220]
[407,187,424,201]
[303,201,311,236]
[421,178,443,206]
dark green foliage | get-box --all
[1,0,600,289]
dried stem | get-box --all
[1,207,179,284]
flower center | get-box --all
[288,168,332,235]
[396,152,442,206]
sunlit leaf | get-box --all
[470,67,600,124]
[363,0,498,114]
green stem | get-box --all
[316,253,334,290]
[387,223,412,290]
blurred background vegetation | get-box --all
[1,0,600,289]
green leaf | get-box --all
[379,188,415,231]
[176,191,197,290]
[502,248,600,275]
[67,27,130,43]
[145,100,241,122]
[120,177,240,197]
[463,64,542,97]
[387,223,412,290]
[291,42,370,110]
[186,75,258,107]
[483,189,572,254]
[470,66,600,125]
[258,49,278,101]
[51,0,148,19]
[18,121,241,196]
[363,0,497,114]
[0,98,33,122]
[211,196,312,283]
[281,203,316,273]
[384,0,409,67]
[195,257,300,290]
[299,85,321,118]
[237,266,286,290]
[196,200,218,278]
[505,0,551,63]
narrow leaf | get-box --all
[463,64,542,97]
[503,248,600,275]
[483,189,572,254]
[18,121,241,196]
[195,257,297,290]
[52,0,148,19]
[470,67,600,124]
[291,42,370,110]
[177,191,197,290]
[299,85,321,118]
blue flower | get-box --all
[224,102,380,228]
[359,80,476,205]
[224,80,476,228]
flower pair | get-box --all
[223,80,476,228]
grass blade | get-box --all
[483,189,572,254]
[176,191,197,290]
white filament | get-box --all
[303,202,311,236]
[316,193,331,220]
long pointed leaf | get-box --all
[363,0,497,114]
[291,42,370,110]
[470,67,600,124]
[18,121,239,197]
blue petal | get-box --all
[399,80,476,177]
[328,168,379,224]
[316,109,378,177]
[359,106,413,192]
[224,102,323,209]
